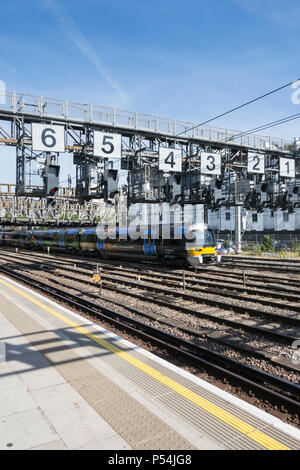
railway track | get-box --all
[223,255,300,273]
[2,246,300,286]
[0,250,299,378]
[1,251,299,327]
[1,247,299,296]
[0,263,299,419]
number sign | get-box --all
[94,131,121,158]
[280,158,295,178]
[32,124,65,152]
[200,152,221,175]
[159,148,182,172]
[248,154,264,174]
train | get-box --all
[0,223,221,267]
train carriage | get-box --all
[64,229,80,253]
[1,222,220,267]
[80,228,98,252]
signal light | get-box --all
[261,183,268,192]
[215,178,223,189]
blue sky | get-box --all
[1,0,300,184]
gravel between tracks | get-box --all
[1,258,299,429]
[18,265,300,384]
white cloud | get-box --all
[232,0,300,28]
[42,0,128,104]
[0,59,16,74]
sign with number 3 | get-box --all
[200,152,221,175]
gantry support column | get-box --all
[15,118,26,195]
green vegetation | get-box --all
[252,244,262,255]
[261,235,274,252]
[223,239,230,249]
[241,236,300,258]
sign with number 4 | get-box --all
[32,124,65,152]
[280,158,295,178]
[201,152,221,175]
[159,148,182,172]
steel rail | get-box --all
[0,253,299,342]
[0,264,299,414]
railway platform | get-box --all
[0,274,300,450]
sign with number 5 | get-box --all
[94,131,121,158]
[200,152,221,175]
[32,124,65,152]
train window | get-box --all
[83,231,95,243]
[252,213,258,223]
[66,231,78,242]
[226,212,231,221]
[205,229,215,246]
[283,212,289,222]
[45,232,55,241]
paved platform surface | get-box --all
[0,274,300,450]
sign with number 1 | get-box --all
[280,158,295,178]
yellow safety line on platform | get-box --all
[0,277,290,451]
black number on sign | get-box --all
[41,128,56,148]
[253,156,260,171]
[285,161,290,174]
[206,155,216,171]
[102,135,114,154]
[165,151,175,168]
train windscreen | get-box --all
[193,228,215,247]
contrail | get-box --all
[42,0,127,102]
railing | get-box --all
[0,183,76,197]
[0,90,293,153]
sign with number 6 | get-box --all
[247,154,265,174]
[200,152,221,175]
[32,124,65,152]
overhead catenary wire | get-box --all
[176,78,300,137]
[59,79,300,188]
[217,111,300,145]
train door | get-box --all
[143,230,156,256]
[37,232,43,248]
[96,230,105,253]
[59,231,64,248]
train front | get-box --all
[185,223,221,267]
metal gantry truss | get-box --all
[0,194,108,226]
[0,90,299,216]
